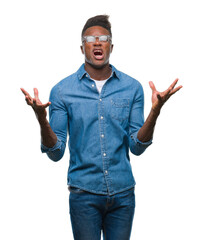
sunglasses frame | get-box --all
[82,35,112,43]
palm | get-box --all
[21,88,51,118]
[149,79,182,112]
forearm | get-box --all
[137,108,160,142]
[39,115,66,162]
[38,116,57,148]
[20,87,56,147]
[136,78,182,143]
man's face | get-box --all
[80,26,113,69]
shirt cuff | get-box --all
[41,138,62,153]
[130,131,152,148]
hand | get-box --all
[20,88,51,120]
[149,78,182,113]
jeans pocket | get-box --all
[111,98,130,121]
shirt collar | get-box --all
[77,63,121,80]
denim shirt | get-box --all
[41,64,152,196]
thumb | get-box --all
[149,81,156,92]
[43,102,51,108]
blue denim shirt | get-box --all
[41,64,152,195]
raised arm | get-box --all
[137,78,182,142]
[20,88,57,148]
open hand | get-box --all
[149,78,182,113]
[20,88,51,119]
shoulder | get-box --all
[113,65,143,92]
[51,64,85,94]
[52,73,76,91]
[50,71,80,97]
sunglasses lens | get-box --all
[99,35,108,42]
[86,36,96,43]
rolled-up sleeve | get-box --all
[41,84,68,161]
[129,82,152,156]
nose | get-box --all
[93,37,102,46]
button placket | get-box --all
[98,94,110,188]
[99,102,106,159]
[85,74,98,93]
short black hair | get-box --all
[81,15,112,37]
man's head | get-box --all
[81,15,113,69]
[81,15,112,38]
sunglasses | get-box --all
[82,35,111,43]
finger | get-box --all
[21,88,34,105]
[21,88,31,98]
[25,96,33,105]
[34,88,39,100]
[164,78,179,96]
[33,98,37,106]
[170,78,179,90]
[149,81,157,92]
[169,85,183,96]
[168,78,179,92]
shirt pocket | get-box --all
[111,98,130,121]
[68,186,85,194]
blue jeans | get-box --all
[69,187,135,240]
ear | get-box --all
[110,44,114,53]
[80,45,84,54]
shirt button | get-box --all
[105,170,108,175]
[103,153,106,157]
[99,98,102,101]
[92,84,95,87]
[100,116,103,119]
[101,134,104,138]
[86,74,88,77]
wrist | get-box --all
[33,108,47,124]
[151,101,162,116]
[151,107,161,117]
[37,114,48,126]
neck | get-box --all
[84,62,112,80]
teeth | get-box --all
[94,50,102,53]
[94,49,103,56]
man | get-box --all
[21,15,182,240]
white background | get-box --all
[1,0,203,239]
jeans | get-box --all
[68,186,135,240]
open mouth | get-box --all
[93,49,104,60]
